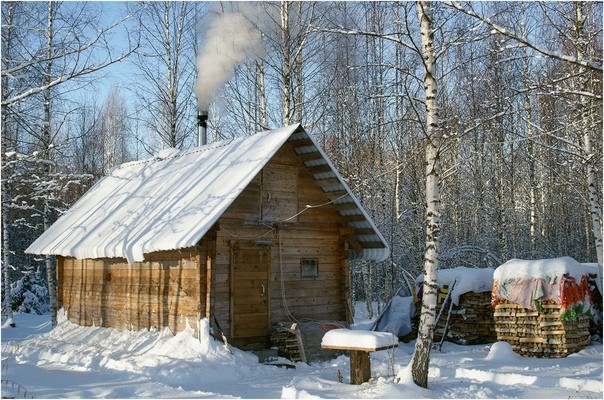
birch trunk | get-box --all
[520,5,538,255]
[575,2,603,290]
[256,59,267,129]
[294,1,303,123]
[1,1,16,327]
[44,0,58,328]
[280,0,292,126]
[2,188,15,327]
[410,1,441,389]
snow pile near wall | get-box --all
[5,310,260,385]
[485,341,521,362]
[417,266,494,305]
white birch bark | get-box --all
[43,0,58,328]
[410,1,441,389]
[575,2,603,290]
[257,59,267,129]
[1,1,16,327]
[2,186,15,327]
[280,1,292,126]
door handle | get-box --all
[260,284,266,297]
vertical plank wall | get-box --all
[213,142,349,344]
[58,247,204,333]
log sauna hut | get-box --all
[26,124,389,350]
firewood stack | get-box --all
[493,299,591,357]
[492,257,596,358]
[271,322,304,362]
[270,321,347,362]
[405,267,497,345]
[434,290,497,345]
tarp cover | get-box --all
[492,257,598,319]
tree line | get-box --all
[1,0,602,385]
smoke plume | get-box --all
[195,11,263,112]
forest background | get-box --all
[1,1,602,321]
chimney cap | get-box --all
[198,112,208,127]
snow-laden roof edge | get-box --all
[294,129,390,262]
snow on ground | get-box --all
[1,308,602,399]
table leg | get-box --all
[349,350,371,384]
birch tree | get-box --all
[1,0,19,327]
[573,1,603,288]
[131,0,197,149]
[410,1,442,388]
[1,1,137,326]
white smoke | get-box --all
[195,11,264,112]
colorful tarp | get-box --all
[492,258,597,320]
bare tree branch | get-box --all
[444,1,603,71]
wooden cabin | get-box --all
[26,124,389,350]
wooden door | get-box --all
[230,244,270,339]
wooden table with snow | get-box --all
[321,329,398,384]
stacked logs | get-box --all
[433,291,497,345]
[270,321,347,362]
[493,299,591,357]
[403,290,497,345]
[270,323,304,362]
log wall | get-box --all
[58,247,203,333]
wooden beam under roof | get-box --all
[333,202,360,212]
[351,228,377,236]
[314,177,341,187]
[340,215,367,223]
[306,164,332,174]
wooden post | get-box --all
[349,350,371,384]
[205,256,212,319]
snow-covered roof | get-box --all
[26,124,389,264]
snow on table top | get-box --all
[417,266,494,305]
[494,257,597,282]
[321,329,398,351]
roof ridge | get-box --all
[114,138,239,171]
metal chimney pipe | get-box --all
[197,111,208,146]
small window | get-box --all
[300,258,318,279]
